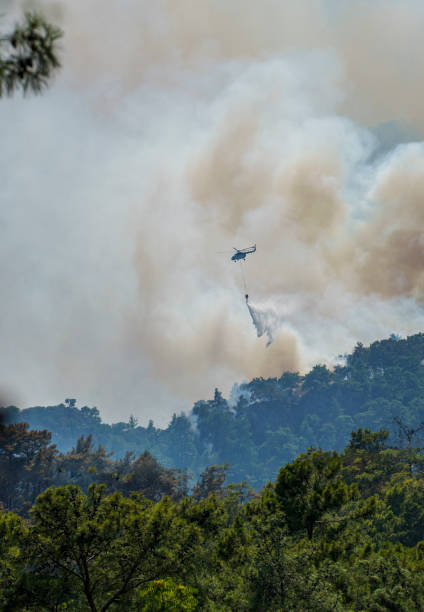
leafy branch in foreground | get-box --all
[0,11,63,97]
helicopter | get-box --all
[231,244,256,262]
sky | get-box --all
[1,0,424,426]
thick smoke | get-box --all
[2,0,424,425]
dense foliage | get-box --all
[2,429,424,610]
[4,333,424,487]
[0,423,192,516]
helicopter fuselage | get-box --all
[231,251,247,261]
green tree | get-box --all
[114,450,188,501]
[58,434,113,490]
[191,464,228,501]
[248,513,342,611]
[0,11,62,96]
[24,484,198,611]
[342,428,424,498]
[346,544,424,611]
[386,478,424,546]
[0,510,29,610]
[0,422,57,513]
[275,449,354,539]
[133,579,197,611]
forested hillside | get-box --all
[3,333,424,487]
[3,333,424,609]
[3,428,424,610]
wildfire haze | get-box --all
[2,0,424,424]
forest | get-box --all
[4,333,424,487]
[2,423,424,609]
[2,333,424,609]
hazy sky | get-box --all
[2,0,424,425]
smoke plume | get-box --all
[1,0,424,425]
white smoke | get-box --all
[187,411,199,435]
[228,382,252,410]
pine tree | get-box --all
[0,11,62,97]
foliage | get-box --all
[0,422,57,513]
[3,332,424,608]
[0,424,188,515]
[134,579,197,611]
[0,11,62,96]
[2,426,424,609]
[275,449,355,538]
[191,464,229,501]
[5,333,424,489]
[19,485,198,611]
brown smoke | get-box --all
[356,145,424,298]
